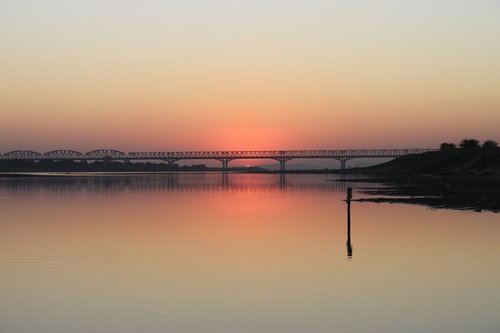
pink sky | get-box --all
[1,1,499,152]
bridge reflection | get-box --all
[0,174,359,194]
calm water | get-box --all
[0,173,499,333]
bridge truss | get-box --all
[0,148,436,171]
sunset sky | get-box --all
[1,0,499,152]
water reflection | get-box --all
[221,171,229,187]
[0,173,358,194]
[280,173,286,189]
[1,174,499,333]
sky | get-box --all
[1,0,499,152]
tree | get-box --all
[482,139,498,149]
[459,138,480,149]
[440,142,456,151]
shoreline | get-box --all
[336,173,500,213]
[1,170,498,212]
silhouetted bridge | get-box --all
[0,149,436,171]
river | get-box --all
[0,173,499,333]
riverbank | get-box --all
[353,148,500,176]
[338,174,500,212]
[335,148,500,212]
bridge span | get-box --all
[0,148,436,171]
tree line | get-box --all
[440,139,498,151]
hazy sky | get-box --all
[1,0,499,152]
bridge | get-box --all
[0,148,436,171]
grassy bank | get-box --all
[359,148,500,177]
[341,148,500,212]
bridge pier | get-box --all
[218,158,232,171]
[167,159,179,167]
[274,158,291,173]
[337,158,352,170]
[161,159,179,169]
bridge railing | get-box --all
[2,150,43,160]
[43,150,84,159]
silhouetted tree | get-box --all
[482,139,498,149]
[459,138,480,149]
[440,142,456,151]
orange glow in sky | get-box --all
[0,1,499,151]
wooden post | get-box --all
[346,187,353,258]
